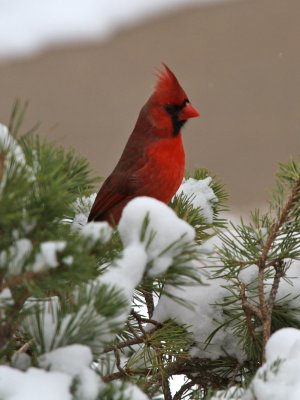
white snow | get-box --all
[243,328,300,400]
[22,297,64,352]
[2,347,148,400]
[39,345,102,400]
[149,247,300,362]
[80,221,112,244]
[32,241,66,271]
[101,243,147,301]
[0,124,36,193]
[151,260,246,361]
[98,197,196,329]
[99,243,148,328]
[238,264,258,285]
[265,327,300,363]
[176,177,217,223]
[118,196,195,276]
[23,290,124,353]
[62,255,74,266]
[122,383,149,400]
[0,123,26,165]
[0,124,28,193]
[0,287,13,304]
[22,297,91,354]
[208,329,300,399]
[11,352,31,371]
[0,287,14,320]
[0,238,32,275]
[0,0,230,62]
[0,366,72,400]
[211,386,244,400]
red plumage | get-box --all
[88,65,199,225]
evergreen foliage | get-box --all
[0,105,299,399]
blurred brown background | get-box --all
[0,0,299,214]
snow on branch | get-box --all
[212,327,300,400]
[176,177,217,223]
[0,123,26,166]
[99,196,197,323]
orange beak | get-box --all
[179,102,200,120]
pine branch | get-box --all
[0,152,4,182]
[131,309,162,328]
[257,177,300,361]
[139,288,154,318]
[240,282,262,336]
[258,179,300,267]
[161,373,172,400]
[215,161,300,366]
[103,325,160,354]
[113,348,128,377]
[102,368,144,382]
[0,271,44,292]
[102,356,235,389]
[268,260,285,311]
[0,323,12,351]
[8,99,30,137]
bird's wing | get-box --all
[87,171,137,222]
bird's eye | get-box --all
[165,99,189,116]
[165,104,180,115]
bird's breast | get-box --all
[137,135,185,203]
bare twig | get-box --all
[102,368,143,382]
[131,309,163,328]
[16,340,32,354]
[102,355,232,392]
[268,260,285,312]
[240,283,262,320]
[103,336,146,354]
[103,325,159,354]
[162,377,172,400]
[240,283,261,340]
[139,288,154,318]
[130,309,146,335]
[113,348,128,377]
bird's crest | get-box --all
[153,64,188,105]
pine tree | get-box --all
[0,103,300,400]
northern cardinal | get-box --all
[88,65,199,225]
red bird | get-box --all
[88,65,199,225]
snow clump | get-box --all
[0,366,72,400]
[80,221,112,244]
[0,238,32,275]
[39,344,102,400]
[32,241,66,272]
[118,196,195,276]
[99,196,196,323]
[72,193,96,230]
[244,328,300,400]
[209,328,300,399]
[176,177,217,223]
[0,345,104,400]
[151,263,246,361]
